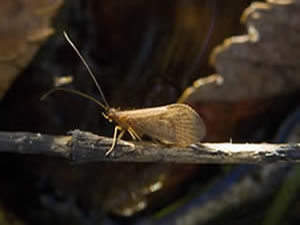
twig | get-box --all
[0,130,299,164]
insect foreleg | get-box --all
[105,126,125,156]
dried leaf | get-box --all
[0,0,63,99]
[182,0,300,103]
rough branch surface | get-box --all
[0,130,299,164]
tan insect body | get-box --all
[42,31,206,156]
[107,104,206,147]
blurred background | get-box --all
[0,0,300,224]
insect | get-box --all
[42,31,206,156]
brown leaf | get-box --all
[0,0,63,99]
[182,0,300,103]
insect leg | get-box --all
[105,126,124,156]
[118,129,126,139]
[128,129,137,140]
[128,127,142,141]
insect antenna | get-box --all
[63,31,110,109]
[41,87,109,111]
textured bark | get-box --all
[0,130,299,164]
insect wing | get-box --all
[122,104,206,146]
